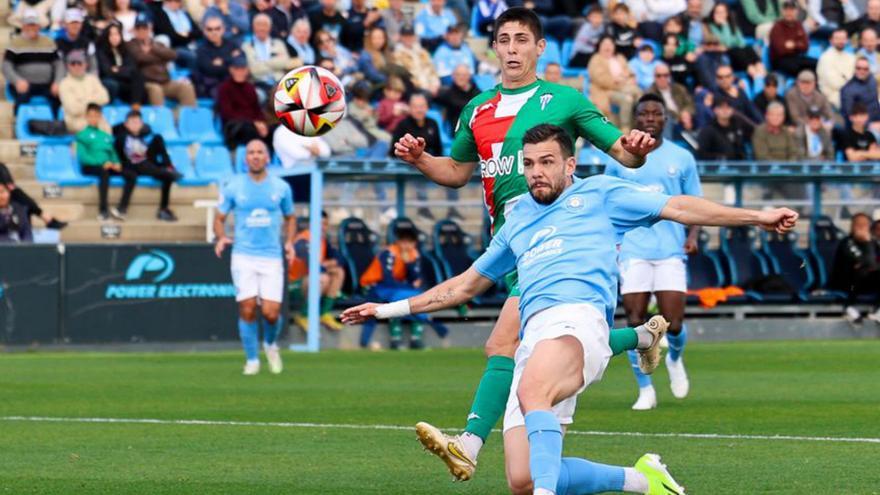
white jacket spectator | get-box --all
[626,0,687,22]
[817,28,856,109]
[59,51,110,133]
[273,125,331,168]
[242,13,292,85]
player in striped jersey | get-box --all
[393,8,662,481]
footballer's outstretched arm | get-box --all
[660,196,799,233]
[393,133,478,188]
[606,130,659,168]
[340,267,495,324]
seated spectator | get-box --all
[382,0,411,43]
[474,0,507,37]
[840,56,880,128]
[712,64,762,128]
[203,0,249,42]
[752,102,799,160]
[769,1,817,77]
[217,56,271,150]
[251,0,290,40]
[127,17,197,107]
[243,14,293,95]
[393,24,441,95]
[273,124,331,167]
[785,70,835,128]
[308,0,346,42]
[275,0,308,34]
[389,92,460,220]
[662,15,696,58]
[358,26,394,86]
[694,34,731,90]
[436,64,480,125]
[696,96,748,160]
[817,28,855,110]
[795,108,835,161]
[96,23,145,105]
[377,77,409,133]
[286,18,315,66]
[315,30,357,86]
[706,2,766,78]
[288,211,346,331]
[77,103,135,221]
[629,44,660,90]
[605,3,638,59]
[627,0,685,41]
[149,0,201,71]
[56,9,98,76]
[740,0,778,41]
[358,224,433,349]
[0,162,66,229]
[753,74,787,119]
[111,0,138,41]
[2,10,62,113]
[195,16,242,98]
[589,36,642,130]
[82,0,111,37]
[347,80,392,144]
[341,0,384,52]
[0,183,32,243]
[113,110,182,222]
[849,0,880,36]
[857,28,880,77]
[660,33,696,87]
[830,212,880,323]
[543,62,562,83]
[506,0,571,42]
[681,0,706,46]
[805,0,858,35]
[7,0,54,30]
[839,102,880,161]
[646,62,695,136]
[569,6,605,68]
[433,24,476,82]
[415,0,459,53]
[59,51,110,134]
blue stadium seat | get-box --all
[15,104,54,141]
[140,106,181,142]
[35,144,93,186]
[103,104,131,126]
[433,219,504,305]
[578,144,608,164]
[761,230,837,302]
[474,74,497,92]
[559,40,583,77]
[168,145,210,186]
[338,217,379,294]
[194,144,233,181]
[719,226,780,302]
[426,108,452,144]
[387,217,445,287]
[686,230,727,304]
[179,107,223,144]
[537,39,562,74]
[808,216,850,299]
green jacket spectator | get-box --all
[76,125,119,166]
[76,110,136,221]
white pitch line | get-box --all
[2,416,879,445]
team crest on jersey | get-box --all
[565,195,585,211]
[539,93,553,111]
[667,166,678,176]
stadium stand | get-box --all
[337,216,379,295]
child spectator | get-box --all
[605,3,639,59]
[696,96,748,160]
[660,34,695,87]
[77,103,135,221]
[628,44,660,90]
[839,102,880,162]
[288,212,346,331]
[569,6,605,68]
[414,0,458,53]
[377,77,409,133]
[432,24,476,81]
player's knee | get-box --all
[666,317,684,335]
[239,301,258,321]
[516,378,552,412]
[484,337,516,359]
[262,307,280,323]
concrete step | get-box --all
[0,140,34,164]
[16,180,218,205]
[5,162,34,180]
[78,204,207,223]
[61,220,207,243]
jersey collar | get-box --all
[498,79,541,96]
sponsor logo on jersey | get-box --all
[481,143,524,178]
[523,226,563,266]
[245,208,272,228]
[565,195,585,211]
[540,93,553,110]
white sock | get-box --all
[635,326,655,350]
[246,359,259,365]
[622,467,649,494]
[460,432,483,459]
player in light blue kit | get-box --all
[342,124,797,495]
[605,94,702,410]
[214,140,295,376]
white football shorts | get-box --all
[619,257,687,295]
[230,253,285,303]
[502,303,612,432]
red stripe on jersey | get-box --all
[470,91,517,219]
[482,176,497,220]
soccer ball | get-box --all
[274,66,346,137]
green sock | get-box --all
[389,319,402,341]
[410,321,424,340]
[463,355,515,442]
[609,327,639,355]
[320,296,336,315]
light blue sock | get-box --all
[238,318,259,361]
[667,324,688,362]
[524,410,563,493]
[627,350,652,388]
[556,457,626,495]
[262,317,283,346]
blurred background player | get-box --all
[288,211,345,332]
[605,94,702,410]
[359,223,447,350]
[214,139,294,375]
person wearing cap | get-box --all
[126,17,197,107]
[795,107,834,161]
[216,55,270,150]
[432,24,476,81]
[2,9,63,113]
[59,50,110,133]
[769,1,817,77]
[751,101,799,161]
[392,24,440,94]
[285,18,315,65]
[817,28,856,110]
[242,13,292,93]
[414,0,458,53]
[7,0,53,29]
[148,0,202,71]
[57,8,99,76]
[695,95,748,160]
[785,69,835,128]
[194,16,242,98]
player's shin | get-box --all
[262,318,282,346]
[463,355,515,452]
[667,324,687,362]
[238,319,260,361]
[524,411,564,493]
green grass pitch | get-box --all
[1,340,878,494]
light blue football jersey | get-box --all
[473,175,671,327]
[605,140,702,261]
[218,174,294,259]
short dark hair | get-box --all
[522,124,573,158]
[86,103,102,113]
[395,225,418,242]
[852,212,872,225]
[636,93,666,110]
[764,74,779,87]
[126,110,142,120]
[493,7,543,42]
[851,102,869,116]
